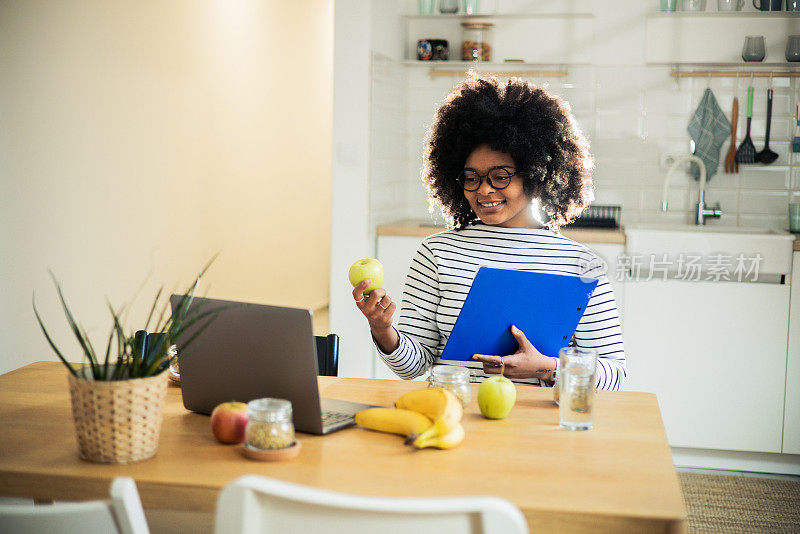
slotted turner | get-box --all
[756,88,778,165]
[736,86,756,164]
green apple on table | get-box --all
[477,373,517,419]
[348,258,384,295]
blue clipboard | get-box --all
[440,267,599,361]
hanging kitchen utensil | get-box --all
[735,86,756,164]
[724,97,738,174]
[755,88,778,165]
[792,100,800,153]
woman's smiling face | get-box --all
[462,144,538,228]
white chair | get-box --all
[0,477,150,534]
[214,474,529,534]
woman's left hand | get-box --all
[471,325,556,380]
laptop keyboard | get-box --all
[322,410,354,427]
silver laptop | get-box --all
[169,295,373,434]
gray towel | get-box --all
[687,88,731,181]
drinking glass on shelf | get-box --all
[462,0,479,14]
[661,0,678,10]
[786,35,800,62]
[718,0,744,10]
[439,0,459,13]
[682,0,707,10]
[742,36,766,62]
[789,203,800,233]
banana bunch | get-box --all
[355,387,465,450]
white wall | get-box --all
[0,1,333,374]
[329,0,376,378]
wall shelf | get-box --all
[646,13,800,64]
[405,13,594,64]
[400,60,572,77]
[670,68,800,78]
[406,13,593,19]
[648,12,800,18]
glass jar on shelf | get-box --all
[461,21,493,62]
[245,398,295,451]
[439,0,459,13]
[428,365,471,407]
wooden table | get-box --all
[0,362,686,533]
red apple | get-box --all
[210,402,249,444]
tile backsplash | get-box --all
[369,55,800,232]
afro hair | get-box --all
[422,73,595,230]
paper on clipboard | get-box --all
[439,267,599,361]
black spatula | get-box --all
[736,86,756,164]
[756,88,778,165]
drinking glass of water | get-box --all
[558,347,599,431]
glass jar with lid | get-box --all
[245,398,295,451]
[461,21,493,61]
[428,365,471,407]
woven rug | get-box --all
[678,472,800,533]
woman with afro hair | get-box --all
[352,74,626,389]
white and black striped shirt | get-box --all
[376,224,627,390]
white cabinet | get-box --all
[623,279,790,453]
[583,243,625,323]
[784,251,800,454]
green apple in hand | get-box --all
[349,258,384,295]
[478,372,517,419]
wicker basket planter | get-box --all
[67,368,169,464]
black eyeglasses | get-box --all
[457,166,522,191]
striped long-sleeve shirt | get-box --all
[376,224,627,390]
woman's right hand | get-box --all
[353,279,399,353]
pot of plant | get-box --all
[33,257,223,464]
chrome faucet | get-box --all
[662,155,722,225]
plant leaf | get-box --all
[102,322,115,380]
[32,294,78,377]
[50,272,98,373]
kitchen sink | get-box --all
[624,223,795,276]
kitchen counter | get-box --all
[377,219,626,244]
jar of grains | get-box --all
[245,398,295,451]
[461,21,493,61]
[428,365,471,407]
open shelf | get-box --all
[405,13,595,65]
[646,14,800,64]
[406,13,593,19]
[401,60,582,67]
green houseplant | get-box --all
[32,258,221,463]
